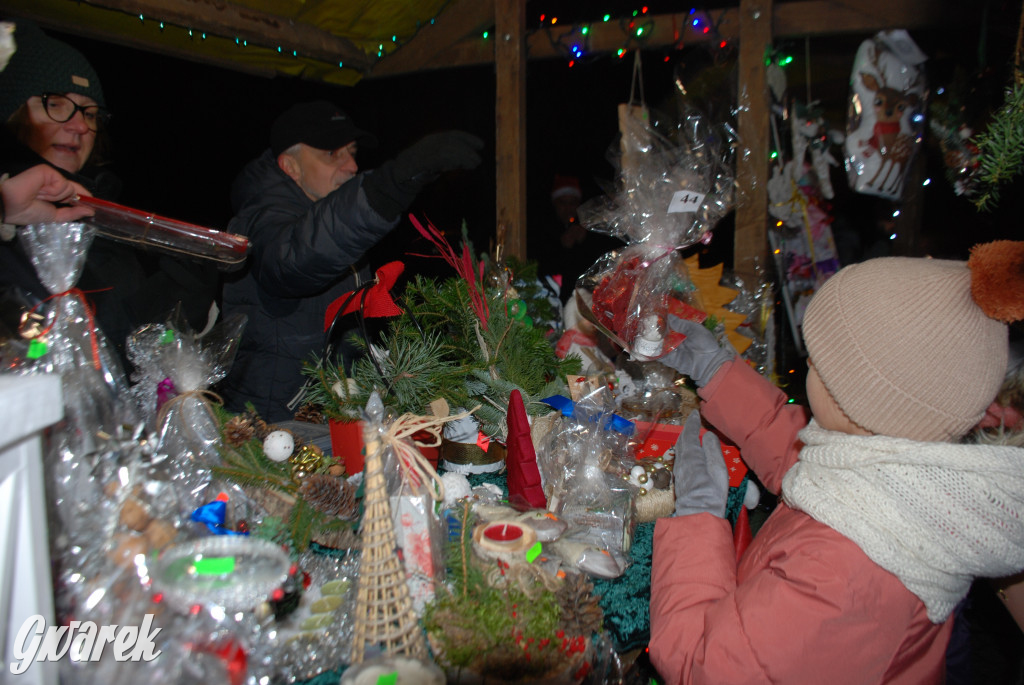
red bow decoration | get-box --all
[323,260,405,332]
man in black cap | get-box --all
[221,100,483,421]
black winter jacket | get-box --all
[220,150,398,421]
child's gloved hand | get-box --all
[673,411,729,518]
[659,316,734,387]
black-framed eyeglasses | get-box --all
[39,93,111,132]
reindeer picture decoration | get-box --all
[844,30,928,201]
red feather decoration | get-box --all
[409,214,489,329]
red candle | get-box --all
[483,523,523,543]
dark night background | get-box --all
[31,1,1024,361]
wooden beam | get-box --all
[774,0,957,37]
[368,0,959,77]
[494,0,527,261]
[733,0,772,283]
[70,0,376,72]
[370,0,495,77]
[1,2,278,78]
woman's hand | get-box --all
[1,164,93,226]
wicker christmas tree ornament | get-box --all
[350,408,476,662]
[350,429,428,662]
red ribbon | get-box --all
[21,287,109,370]
[323,261,405,332]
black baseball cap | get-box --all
[270,100,377,156]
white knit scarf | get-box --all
[782,420,1024,622]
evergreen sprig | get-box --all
[302,256,580,439]
[423,505,565,677]
[972,80,1024,211]
[395,273,580,438]
[212,407,358,553]
[214,434,294,495]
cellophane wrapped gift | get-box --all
[1,222,138,546]
[59,437,360,684]
[844,30,928,200]
[369,399,449,616]
[149,313,245,508]
[535,387,635,578]
[53,424,191,685]
[127,304,241,429]
[576,106,735,360]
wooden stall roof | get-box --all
[0,0,960,83]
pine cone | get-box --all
[294,402,325,424]
[222,415,255,446]
[242,409,275,441]
[298,473,346,516]
[335,478,358,520]
[556,572,604,638]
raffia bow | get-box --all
[380,406,480,502]
[156,388,224,435]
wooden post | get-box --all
[494,0,527,260]
[733,0,773,283]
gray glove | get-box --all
[673,411,729,518]
[659,316,734,387]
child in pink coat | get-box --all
[649,241,1024,684]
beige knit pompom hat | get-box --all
[802,241,1024,442]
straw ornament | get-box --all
[349,407,476,663]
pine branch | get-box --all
[287,496,317,552]
[214,441,295,494]
[972,80,1024,211]
[300,358,366,421]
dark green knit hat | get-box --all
[0,22,105,123]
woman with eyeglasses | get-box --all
[0,22,217,366]
[0,21,112,186]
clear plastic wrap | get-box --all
[363,395,463,616]
[150,314,245,507]
[128,310,245,429]
[52,424,165,622]
[2,222,137,551]
[534,387,635,577]
[7,221,132,408]
[74,195,250,267]
[575,105,736,360]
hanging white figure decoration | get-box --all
[792,102,843,200]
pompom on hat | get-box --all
[0,22,105,123]
[802,241,1024,442]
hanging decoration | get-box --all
[766,41,843,352]
[844,30,928,201]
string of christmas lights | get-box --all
[99,3,762,77]
[527,6,734,69]
[129,0,455,73]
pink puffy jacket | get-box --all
[649,360,952,684]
